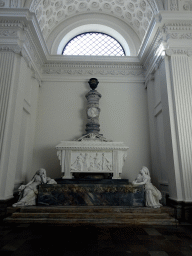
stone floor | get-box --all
[0,221,192,256]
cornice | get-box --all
[0,9,49,56]
[46,55,141,64]
[41,62,144,82]
[0,9,48,80]
[139,13,192,77]
[1,8,192,83]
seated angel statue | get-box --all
[132,166,162,208]
[12,168,57,207]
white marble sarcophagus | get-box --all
[56,135,129,179]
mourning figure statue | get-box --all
[132,166,162,208]
[12,168,57,207]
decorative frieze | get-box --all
[0,0,25,8]
[42,63,144,78]
[168,0,192,11]
[170,0,179,11]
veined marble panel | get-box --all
[37,183,144,207]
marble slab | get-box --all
[37,183,144,207]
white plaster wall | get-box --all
[32,79,151,181]
[146,59,179,202]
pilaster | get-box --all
[0,52,21,200]
[166,51,192,202]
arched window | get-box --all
[62,32,125,56]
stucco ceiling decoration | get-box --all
[29,0,158,42]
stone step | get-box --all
[10,206,170,214]
[4,206,177,225]
[4,217,177,225]
[10,212,172,220]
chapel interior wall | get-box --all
[31,79,151,182]
[146,60,173,203]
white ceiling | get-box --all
[29,0,159,42]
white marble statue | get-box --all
[132,166,162,208]
[12,168,57,207]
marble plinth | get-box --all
[37,183,144,207]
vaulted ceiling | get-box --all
[28,0,162,42]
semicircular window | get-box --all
[62,32,125,56]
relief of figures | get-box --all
[70,152,112,172]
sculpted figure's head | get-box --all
[141,166,150,176]
[38,168,46,176]
[36,168,47,183]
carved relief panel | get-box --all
[70,151,112,173]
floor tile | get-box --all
[0,220,192,256]
[149,252,169,256]
[144,228,162,236]
[1,239,26,252]
[129,244,148,252]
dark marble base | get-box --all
[56,178,129,185]
[37,183,144,207]
[167,197,192,223]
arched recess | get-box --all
[47,13,141,56]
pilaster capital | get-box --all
[0,44,22,54]
[165,48,192,57]
[0,15,46,78]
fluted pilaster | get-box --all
[169,55,192,202]
[0,52,15,159]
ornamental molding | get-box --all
[0,29,17,37]
[139,19,192,77]
[168,0,192,11]
[56,140,129,151]
[0,16,46,78]
[41,63,144,78]
[0,44,22,54]
[166,48,192,56]
[0,0,26,8]
[141,28,166,77]
[0,20,26,29]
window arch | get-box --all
[62,32,125,56]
